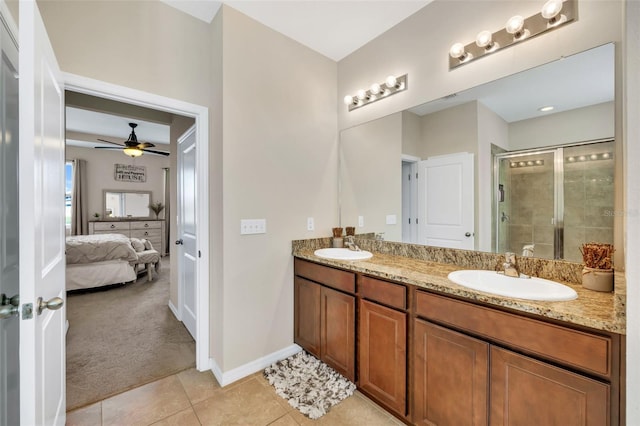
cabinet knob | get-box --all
[144,223,149,227]
[144,231,149,236]
[110,224,115,228]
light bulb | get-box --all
[590,154,598,160]
[356,89,367,101]
[506,15,525,35]
[370,83,381,95]
[343,95,354,105]
[518,161,526,166]
[449,43,466,59]
[510,162,517,167]
[603,153,611,159]
[535,160,543,165]
[568,156,575,162]
[541,0,563,19]
[527,161,534,166]
[385,75,398,89]
[475,30,493,48]
[578,155,586,161]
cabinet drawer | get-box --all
[131,229,161,240]
[93,221,129,231]
[415,291,612,378]
[359,275,406,310]
[130,221,162,230]
[294,259,355,294]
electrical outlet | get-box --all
[240,219,267,235]
[386,214,397,225]
[307,217,314,231]
[358,216,364,227]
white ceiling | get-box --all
[66,108,170,148]
[159,0,432,61]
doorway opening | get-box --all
[62,75,210,409]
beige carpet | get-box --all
[66,260,195,411]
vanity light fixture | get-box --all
[449,0,576,70]
[538,105,555,112]
[510,159,545,168]
[343,74,408,111]
[566,152,613,163]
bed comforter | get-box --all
[65,234,138,265]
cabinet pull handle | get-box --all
[144,231,149,236]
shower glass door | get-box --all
[496,150,557,260]
[495,141,615,261]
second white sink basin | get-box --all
[447,270,578,301]
[314,248,373,261]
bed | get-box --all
[65,234,138,291]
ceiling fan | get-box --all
[95,122,169,157]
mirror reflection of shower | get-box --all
[495,140,614,262]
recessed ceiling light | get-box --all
[538,106,555,112]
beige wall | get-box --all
[65,145,169,221]
[218,6,338,371]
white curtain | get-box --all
[163,167,170,255]
[71,159,89,235]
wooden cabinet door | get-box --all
[359,299,406,415]
[294,277,321,358]
[490,347,610,426]
[321,287,355,381]
[413,319,489,426]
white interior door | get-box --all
[19,1,66,425]
[0,7,20,426]
[401,161,418,244]
[418,153,475,249]
[177,125,197,339]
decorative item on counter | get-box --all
[93,212,100,219]
[579,242,615,292]
[345,227,355,237]
[149,202,165,219]
[332,227,344,248]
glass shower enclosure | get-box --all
[495,140,614,262]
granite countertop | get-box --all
[294,249,626,335]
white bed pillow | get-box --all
[130,238,145,252]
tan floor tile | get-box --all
[268,413,301,425]
[66,402,102,426]
[193,377,287,426]
[302,393,403,425]
[177,368,222,404]
[101,375,191,426]
[151,407,202,426]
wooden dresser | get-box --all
[89,220,165,256]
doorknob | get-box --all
[175,239,184,245]
[0,294,20,320]
[465,232,472,237]
[36,297,64,315]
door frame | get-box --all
[64,72,210,370]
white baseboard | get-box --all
[168,301,181,320]
[209,344,302,387]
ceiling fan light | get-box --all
[123,147,143,157]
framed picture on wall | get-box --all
[114,164,146,183]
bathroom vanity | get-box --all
[293,247,625,425]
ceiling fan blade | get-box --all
[141,148,170,156]
[94,146,125,150]
[137,142,156,149]
[97,138,124,147]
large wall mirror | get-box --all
[339,43,616,263]
[104,190,152,218]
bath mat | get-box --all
[264,351,356,419]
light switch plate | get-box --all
[240,219,266,235]
[358,216,364,227]
[307,217,314,231]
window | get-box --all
[65,161,73,230]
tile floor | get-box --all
[66,368,404,426]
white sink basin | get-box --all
[314,248,373,261]
[447,270,578,301]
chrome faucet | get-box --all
[503,252,519,277]
[344,235,361,251]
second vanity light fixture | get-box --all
[343,74,408,111]
[449,0,576,70]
